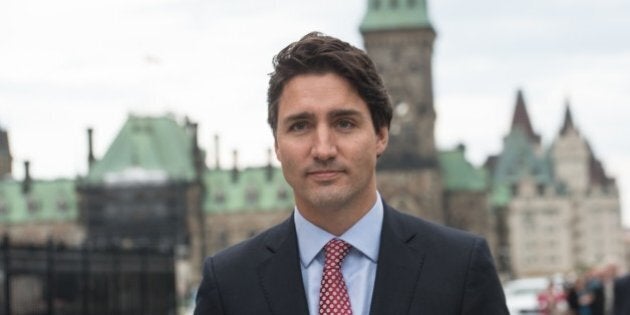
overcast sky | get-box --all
[1,0,629,225]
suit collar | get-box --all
[257,214,309,315]
[369,204,427,315]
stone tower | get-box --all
[361,0,443,222]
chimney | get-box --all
[266,148,274,181]
[231,149,239,182]
[0,129,12,177]
[214,134,221,170]
[87,128,95,168]
[190,122,204,180]
[456,143,466,152]
[22,160,32,194]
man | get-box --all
[194,32,508,315]
[614,273,630,315]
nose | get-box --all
[311,125,337,162]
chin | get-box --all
[305,189,352,209]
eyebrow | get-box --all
[328,109,362,120]
[282,112,315,124]
[281,108,363,125]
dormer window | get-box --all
[57,198,69,212]
[245,187,259,205]
[0,200,7,215]
[214,191,225,204]
[27,197,40,214]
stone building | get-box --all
[77,115,205,251]
[201,159,293,256]
[440,146,495,253]
[0,161,83,246]
[486,91,625,277]
[75,115,210,298]
[361,0,444,223]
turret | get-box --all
[361,0,437,170]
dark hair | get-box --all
[267,32,392,136]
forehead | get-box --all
[278,73,368,117]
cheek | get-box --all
[276,145,300,171]
[275,140,292,163]
[349,142,376,165]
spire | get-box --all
[559,100,576,136]
[510,89,541,144]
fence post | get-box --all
[171,246,177,315]
[112,245,120,314]
[81,242,90,315]
[140,246,147,315]
[46,237,55,315]
[2,234,11,315]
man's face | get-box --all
[275,72,388,215]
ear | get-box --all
[274,138,282,163]
[375,126,388,157]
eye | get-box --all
[335,119,356,130]
[288,120,310,132]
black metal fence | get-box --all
[0,236,176,315]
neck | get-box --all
[297,191,377,236]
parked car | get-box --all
[504,277,549,314]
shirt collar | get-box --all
[294,192,384,268]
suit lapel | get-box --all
[369,205,426,315]
[257,215,309,315]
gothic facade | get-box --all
[486,92,625,277]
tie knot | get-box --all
[324,239,351,268]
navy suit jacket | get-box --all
[615,274,630,315]
[194,204,508,314]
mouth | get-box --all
[306,169,344,181]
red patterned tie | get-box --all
[319,238,352,315]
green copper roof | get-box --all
[489,184,511,207]
[360,0,432,32]
[486,128,558,207]
[492,128,553,186]
[0,179,78,224]
[204,166,294,214]
[85,115,197,184]
[439,148,487,191]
